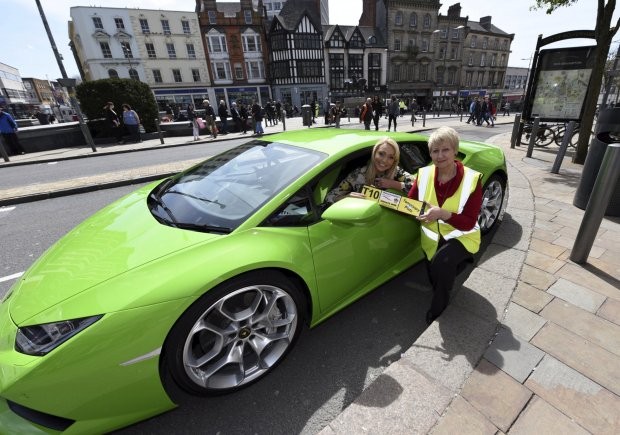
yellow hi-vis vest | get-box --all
[417,164,481,259]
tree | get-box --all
[75,78,159,133]
[533,0,619,164]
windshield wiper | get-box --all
[173,222,232,234]
[149,192,179,225]
[165,190,225,208]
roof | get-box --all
[277,0,321,30]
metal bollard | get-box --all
[460,110,463,122]
[526,117,540,158]
[155,118,165,144]
[422,110,426,127]
[282,110,286,131]
[551,121,576,174]
[0,136,10,162]
[510,114,522,149]
[570,143,620,263]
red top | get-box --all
[408,160,483,231]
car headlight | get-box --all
[15,315,102,356]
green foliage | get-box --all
[530,0,579,14]
[75,78,158,133]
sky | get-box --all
[3,0,618,80]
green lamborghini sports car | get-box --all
[0,129,507,433]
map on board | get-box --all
[531,69,592,120]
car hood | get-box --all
[9,189,215,325]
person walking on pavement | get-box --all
[324,97,331,125]
[202,100,218,138]
[387,96,400,132]
[121,104,141,143]
[474,98,483,126]
[331,101,343,128]
[251,100,264,136]
[360,97,373,130]
[0,107,25,155]
[465,98,476,124]
[239,102,249,134]
[187,103,200,141]
[104,102,123,144]
[502,101,511,116]
[372,95,383,131]
[218,100,229,134]
[230,102,243,134]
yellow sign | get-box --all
[361,185,426,217]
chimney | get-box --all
[480,16,492,30]
[359,0,376,27]
[447,3,462,18]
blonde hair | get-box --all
[366,137,400,185]
[428,126,460,153]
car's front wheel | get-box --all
[479,174,506,234]
[162,271,305,395]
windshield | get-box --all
[149,141,325,232]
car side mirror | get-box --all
[321,197,382,224]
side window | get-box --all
[399,141,430,174]
[263,186,315,226]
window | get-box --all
[438,47,445,60]
[100,42,112,58]
[452,28,460,39]
[114,18,125,29]
[146,43,156,58]
[242,34,261,52]
[121,42,133,58]
[502,40,509,50]
[421,39,429,52]
[436,67,444,84]
[182,20,190,34]
[392,64,401,82]
[350,32,364,48]
[172,69,182,82]
[500,54,506,67]
[407,64,415,81]
[208,35,227,53]
[494,39,499,49]
[451,48,457,60]
[244,10,252,24]
[420,64,428,81]
[482,37,488,49]
[441,27,447,38]
[395,11,403,26]
[465,71,472,87]
[409,13,417,27]
[477,71,484,87]
[296,60,322,78]
[245,60,264,79]
[212,61,232,80]
[480,53,486,67]
[161,19,171,35]
[167,43,176,58]
[491,54,497,67]
[108,69,118,78]
[329,53,344,88]
[468,55,473,66]
[423,14,431,29]
[92,17,103,29]
[187,43,196,59]
[330,32,344,48]
[348,53,363,80]
[208,11,217,24]
[470,35,477,48]
[409,38,415,48]
[129,69,139,80]
[153,69,163,83]
[140,19,150,33]
[188,69,199,82]
[394,39,401,51]
[448,69,455,85]
[235,64,244,79]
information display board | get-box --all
[361,185,426,217]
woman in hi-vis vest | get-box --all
[408,127,483,325]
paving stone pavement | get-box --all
[1,116,619,434]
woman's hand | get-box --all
[374,177,402,190]
[417,205,452,223]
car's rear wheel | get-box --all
[479,174,506,234]
[162,271,305,395]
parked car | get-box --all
[0,129,507,433]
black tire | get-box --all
[533,126,555,147]
[161,271,306,396]
[479,174,506,235]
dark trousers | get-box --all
[373,114,380,130]
[426,238,472,318]
[1,132,24,155]
[125,124,141,143]
[388,115,397,131]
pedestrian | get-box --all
[202,100,218,138]
[481,96,494,127]
[502,101,511,116]
[408,126,482,324]
[465,98,476,124]
[324,97,331,125]
[474,98,483,126]
[121,103,141,143]
[187,103,200,141]
[0,107,25,155]
[387,96,400,132]
[34,109,50,125]
[103,102,124,144]
[251,100,264,135]
[310,100,317,124]
[360,97,373,130]
[372,95,383,131]
[218,100,229,134]
[330,101,342,128]
[275,100,282,122]
[239,102,249,134]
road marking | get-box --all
[0,272,24,283]
[0,206,16,213]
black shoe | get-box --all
[426,311,438,325]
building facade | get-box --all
[0,62,29,118]
[69,6,211,111]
